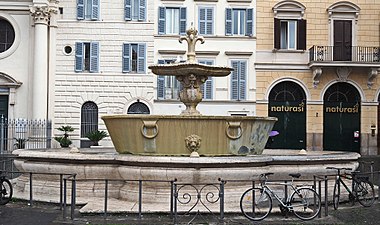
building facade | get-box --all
[255,0,380,155]
[0,0,258,148]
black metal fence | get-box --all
[309,45,380,62]
[0,117,52,154]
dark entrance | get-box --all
[334,20,352,61]
[323,83,360,152]
[268,81,306,149]
[0,95,8,118]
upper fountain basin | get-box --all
[148,63,233,77]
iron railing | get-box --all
[309,45,380,62]
[0,117,52,153]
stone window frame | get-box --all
[272,0,306,51]
[327,1,360,47]
[0,14,20,59]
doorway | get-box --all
[323,83,360,152]
[334,20,352,61]
[268,81,306,149]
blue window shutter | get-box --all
[90,42,99,73]
[225,8,232,36]
[206,8,213,35]
[199,60,213,99]
[122,43,131,73]
[75,42,84,72]
[231,61,239,100]
[157,60,165,99]
[205,78,212,99]
[179,7,187,35]
[239,61,247,100]
[137,43,146,73]
[139,0,146,21]
[91,0,100,20]
[125,0,132,21]
[158,7,166,34]
[77,0,84,20]
[246,8,253,36]
[199,8,206,35]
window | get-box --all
[199,7,214,35]
[77,0,100,20]
[225,8,253,36]
[157,59,183,100]
[127,102,150,114]
[274,19,306,50]
[0,18,15,53]
[198,60,214,99]
[125,0,146,21]
[122,43,146,73]
[272,1,306,50]
[158,7,186,35]
[75,42,99,73]
[230,60,247,100]
[81,101,98,148]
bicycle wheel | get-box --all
[333,179,340,210]
[0,178,13,205]
[240,188,272,221]
[355,180,375,207]
[290,187,321,221]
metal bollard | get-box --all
[219,179,225,222]
[63,178,67,219]
[138,180,142,220]
[29,173,33,206]
[104,179,108,218]
[60,174,63,210]
[324,176,328,217]
[70,177,76,220]
[170,180,174,217]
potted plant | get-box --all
[54,125,74,148]
[14,138,29,149]
[85,130,108,146]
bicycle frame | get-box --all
[335,174,355,197]
[261,180,299,209]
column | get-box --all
[30,5,51,120]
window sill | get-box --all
[272,49,306,53]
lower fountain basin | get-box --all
[102,115,277,156]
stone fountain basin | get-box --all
[102,115,277,156]
[148,63,233,77]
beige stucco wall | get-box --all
[257,0,380,50]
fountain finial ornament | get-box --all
[148,27,233,116]
[179,27,205,63]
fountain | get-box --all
[11,28,360,214]
[102,27,277,156]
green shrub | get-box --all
[85,130,108,146]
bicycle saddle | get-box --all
[289,173,301,178]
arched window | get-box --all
[127,102,150,114]
[269,81,306,102]
[81,101,98,141]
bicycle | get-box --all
[0,170,13,205]
[326,167,375,210]
[240,172,321,221]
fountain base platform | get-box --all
[12,148,360,213]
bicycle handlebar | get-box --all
[260,172,274,177]
[326,167,352,171]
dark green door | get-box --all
[268,81,306,149]
[323,83,360,152]
[269,100,306,149]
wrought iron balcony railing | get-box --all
[309,45,380,63]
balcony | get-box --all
[309,45,380,88]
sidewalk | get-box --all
[0,200,379,225]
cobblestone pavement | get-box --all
[0,200,379,225]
